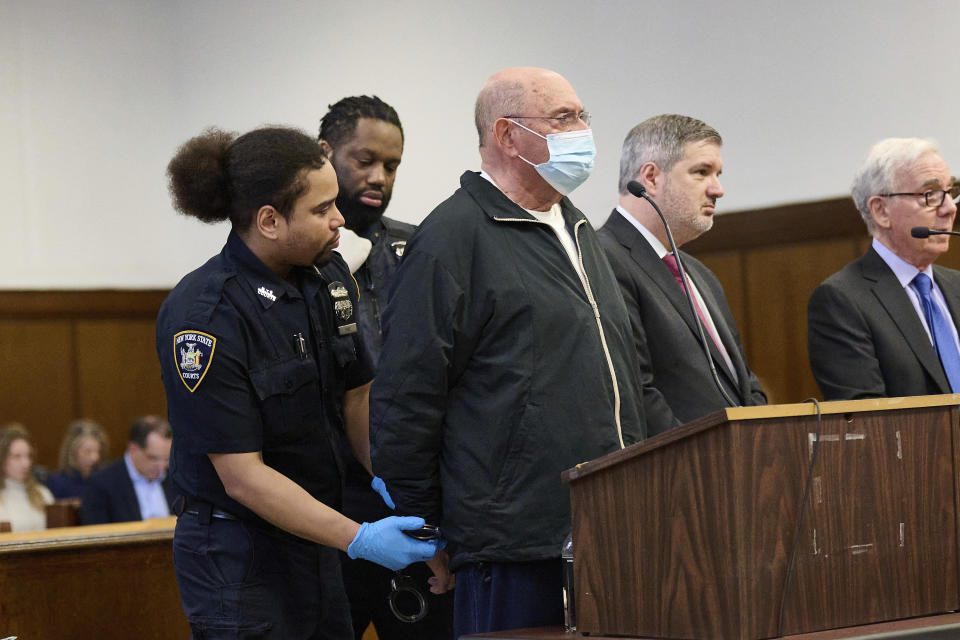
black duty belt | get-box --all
[173,495,239,523]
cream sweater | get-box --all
[0,479,54,532]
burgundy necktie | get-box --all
[662,253,726,356]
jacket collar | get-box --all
[222,230,306,308]
[354,218,386,243]
[460,171,586,228]
[605,209,693,320]
[602,209,742,392]
[860,246,951,393]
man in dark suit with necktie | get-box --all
[808,138,960,400]
[598,114,766,434]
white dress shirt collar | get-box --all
[872,238,934,286]
[615,206,669,257]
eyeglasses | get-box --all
[504,111,591,127]
[878,184,960,208]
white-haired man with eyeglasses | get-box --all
[808,137,960,400]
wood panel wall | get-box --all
[0,291,169,469]
[1,197,954,464]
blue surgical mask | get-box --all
[510,120,596,195]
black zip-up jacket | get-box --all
[371,171,647,570]
[340,216,416,524]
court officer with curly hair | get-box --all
[157,125,441,639]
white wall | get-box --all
[3,0,958,288]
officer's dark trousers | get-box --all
[173,511,353,639]
[453,559,563,638]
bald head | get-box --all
[474,67,573,148]
[473,67,588,209]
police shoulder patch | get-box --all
[172,330,217,392]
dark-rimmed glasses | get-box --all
[878,185,960,208]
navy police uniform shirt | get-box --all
[156,230,373,525]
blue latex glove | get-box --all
[347,515,444,571]
[370,476,395,510]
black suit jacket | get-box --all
[598,210,767,434]
[807,246,960,400]
[79,457,177,525]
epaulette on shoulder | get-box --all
[181,267,238,326]
[381,216,417,240]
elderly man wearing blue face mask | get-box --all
[370,66,648,637]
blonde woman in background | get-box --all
[0,424,54,532]
[46,419,110,499]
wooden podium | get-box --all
[562,395,960,639]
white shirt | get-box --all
[615,206,736,379]
[0,479,53,532]
[124,453,170,520]
[872,238,960,350]
[479,171,585,284]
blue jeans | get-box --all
[453,559,562,638]
[173,512,353,639]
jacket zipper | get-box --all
[492,216,625,450]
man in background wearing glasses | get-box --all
[370,66,647,637]
[808,137,960,400]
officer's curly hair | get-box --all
[167,126,327,231]
[318,95,403,149]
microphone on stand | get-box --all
[911,227,960,239]
[626,180,737,408]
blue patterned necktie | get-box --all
[912,272,960,393]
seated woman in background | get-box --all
[0,424,54,532]
[46,419,109,499]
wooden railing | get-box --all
[0,517,188,638]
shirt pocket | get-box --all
[249,358,323,444]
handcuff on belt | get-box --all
[389,524,441,623]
